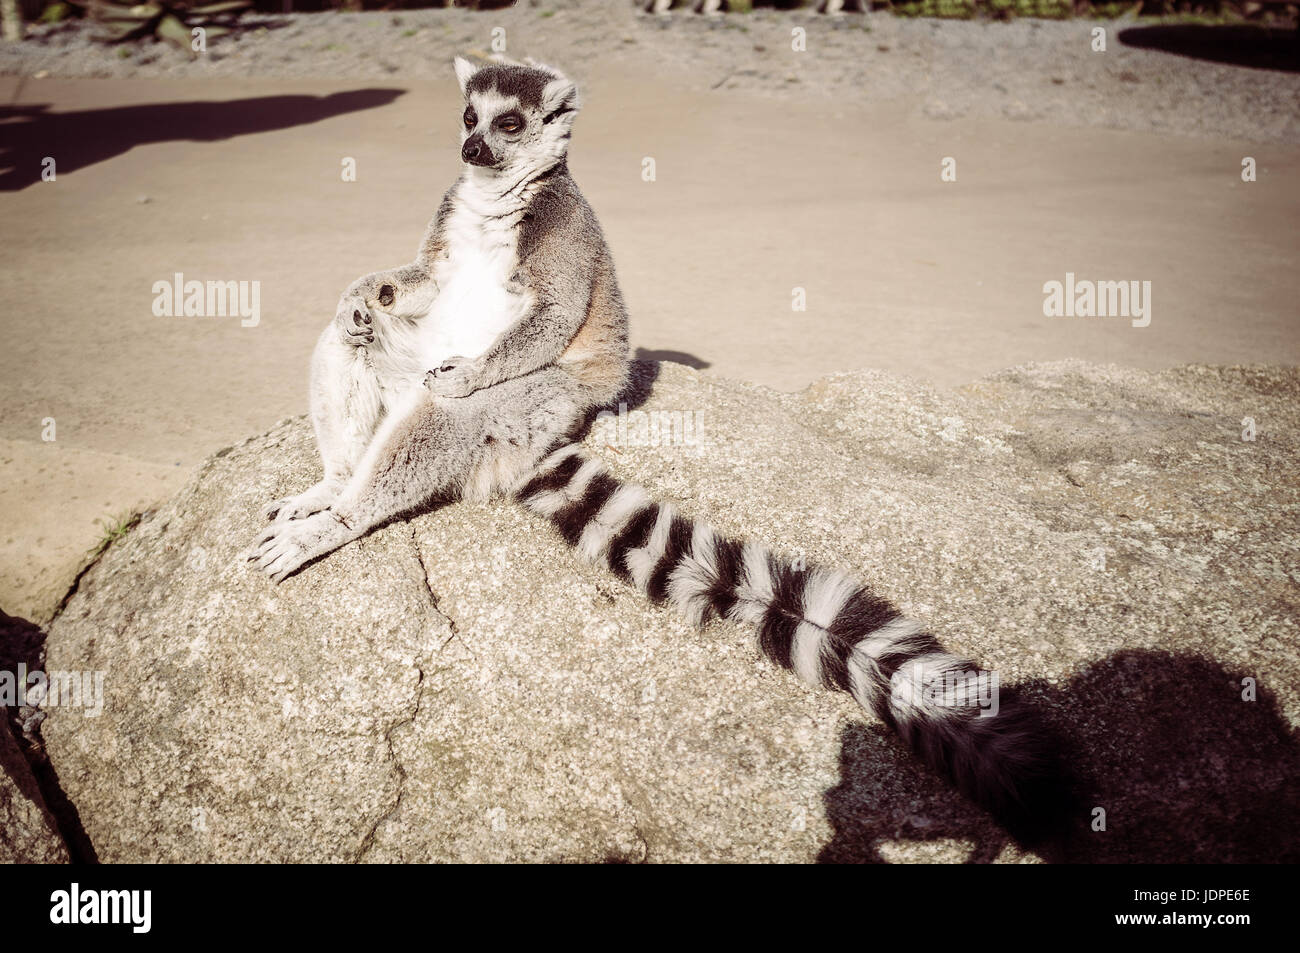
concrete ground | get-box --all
[1,13,1298,621]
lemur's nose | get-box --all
[461,139,481,163]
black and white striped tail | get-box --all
[513,444,1065,836]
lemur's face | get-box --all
[454,58,579,175]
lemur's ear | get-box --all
[539,71,580,124]
[453,56,478,95]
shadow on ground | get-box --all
[0,89,406,191]
[820,649,1300,863]
[0,609,98,862]
[1118,24,1300,72]
[633,347,711,370]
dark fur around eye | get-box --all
[495,113,524,132]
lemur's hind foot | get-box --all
[248,510,357,583]
[263,479,343,522]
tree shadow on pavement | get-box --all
[1118,24,1300,73]
[819,649,1300,863]
[0,88,406,191]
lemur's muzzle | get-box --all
[461,133,496,167]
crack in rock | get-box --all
[351,528,451,862]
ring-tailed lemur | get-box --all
[250,57,1062,837]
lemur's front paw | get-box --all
[423,356,481,398]
[336,295,375,347]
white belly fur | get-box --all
[416,199,530,371]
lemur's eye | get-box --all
[463,109,476,128]
[496,114,523,134]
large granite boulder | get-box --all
[33,361,1300,862]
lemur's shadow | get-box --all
[633,348,710,371]
[0,89,406,192]
[819,649,1300,863]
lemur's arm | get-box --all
[425,275,591,398]
[425,180,596,397]
[333,190,454,345]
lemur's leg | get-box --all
[263,323,390,521]
[250,367,591,582]
[265,263,441,522]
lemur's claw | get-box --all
[350,308,373,342]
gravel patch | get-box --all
[2,2,1298,142]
